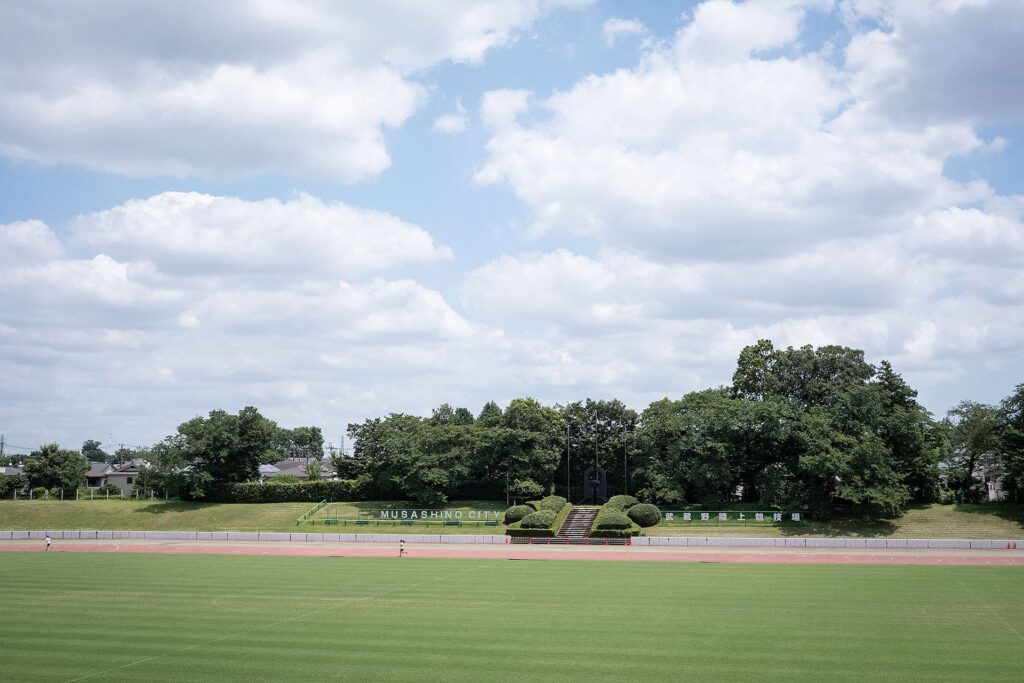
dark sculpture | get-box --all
[583,465,607,504]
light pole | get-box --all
[565,423,571,502]
[623,433,629,496]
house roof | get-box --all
[86,462,111,478]
[1,465,22,476]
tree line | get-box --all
[3,341,1022,517]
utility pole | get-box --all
[1,434,5,461]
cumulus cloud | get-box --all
[0,1,574,180]
[476,0,999,257]
[71,192,451,279]
[0,193,493,444]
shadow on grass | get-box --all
[780,518,899,538]
[952,503,1024,527]
[133,501,215,515]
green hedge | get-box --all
[520,509,557,529]
[593,509,631,530]
[605,495,639,510]
[504,504,535,525]
[590,526,639,538]
[627,503,662,528]
[201,479,366,503]
[505,526,556,538]
[539,495,568,511]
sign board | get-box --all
[371,509,503,520]
[663,511,804,522]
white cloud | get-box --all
[433,100,469,134]
[602,18,647,46]
[0,1,575,180]
[71,192,451,278]
[0,192,495,445]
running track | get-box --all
[3,540,1024,566]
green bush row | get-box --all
[589,527,638,538]
[201,479,366,503]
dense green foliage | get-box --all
[9,554,1022,682]
[503,504,534,525]
[627,503,662,528]
[10,341,1021,516]
[22,444,88,492]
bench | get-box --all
[399,520,415,526]
[355,519,370,526]
[325,519,338,525]
[443,520,462,527]
[484,520,499,527]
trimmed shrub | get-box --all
[97,483,122,496]
[31,486,48,499]
[520,509,557,529]
[590,527,639,538]
[539,495,568,512]
[504,504,535,525]
[605,495,639,510]
[593,509,631,530]
[627,503,662,528]
[196,479,368,503]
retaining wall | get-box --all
[0,530,1020,548]
[0,530,507,544]
[632,536,1024,550]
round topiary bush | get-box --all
[520,509,557,529]
[627,503,662,528]
[504,504,535,525]
[605,495,638,510]
[539,494,567,511]
[594,509,631,530]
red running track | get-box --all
[3,541,1024,566]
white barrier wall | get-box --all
[0,530,509,544]
[1,531,1020,548]
[631,537,1024,550]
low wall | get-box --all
[0,530,507,544]
[632,536,1024,550]
[0,530,1020,548]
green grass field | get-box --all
[0,500,507,534]
[0,553,1021,681]
[2,500,1021,539]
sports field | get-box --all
[2,553,1021,681]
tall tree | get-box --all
[81,439,108,462]
[944,401,1002,502]
[998,383,1024,502]
[24,444,88,491]
[179,406,276,491]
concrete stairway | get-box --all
[557,507,599,541]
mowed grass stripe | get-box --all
[0,555,1021,682]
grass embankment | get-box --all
[646,503,1024,539]
[1,553,1022,681]
[0,500,506,534]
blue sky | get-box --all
[1,0,1023,453]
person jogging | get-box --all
[45,535,52,551]
[399,539,406,557]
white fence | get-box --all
[632,536,1023,550]
[0,530,507,544]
